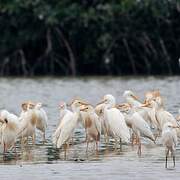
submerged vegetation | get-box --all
[0,0,180,76]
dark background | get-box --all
[0,0,180,76]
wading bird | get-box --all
[161,122,178,168]
[123,90,142,108]
[17,107,37,144]
[52,100,83,149]
[117,103,155,155]
[80,105,101,151]
[34,102,48,142]
[142,97,179,134]
[0,110,19,153]
[97,94,130,147]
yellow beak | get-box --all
[131,94,139,101]
[141,102,151,107]
[80,107,88,111]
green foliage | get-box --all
[0,0,180,76]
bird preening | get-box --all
[0,90,179,169]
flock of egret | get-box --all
[0,90,180,168]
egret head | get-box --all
[145,90,160,103]
[21,102,28,111]
[80,105,94,113]
[123,90,139,101]
[35,102,42,109]
[155,96,163,107]
[27,101,35,110]
[95,103,105,115]
[71,99,90,112]
[97,94,116,108]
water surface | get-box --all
[0,76,180,179]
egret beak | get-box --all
[96,99,107,106]
[80,107,88,111]
[172,126,180,129]
[115,104,126,109]
[79,102,91,106]
[141,102,151,107]
[131,94,139,101]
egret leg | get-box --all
[3,142,6,154]
[71,137,74,145]
[105,127,109,145]
[95,135,99,152]
[131,132,134,146]
[137,137,141,156]
[64,144,67,160]
[173,155,175,168]
[32,133,36,145]
[172,150,175,168]
[165,149,169,168]
[86,138,89,153]
[120,138,122,151]
[114,138,118,150]
[43,132,46,144]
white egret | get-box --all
[143,97,178,133]
[98,94,130,147]
[52,100,82,149]
[0,110,19,153]
[17,108,37,144]
[125,111,155,155]
[95,103,108,142]
[34,102,48,142]
[123,90,142,108]
[80,105,101,151]
[117,103,155,155]
[144,90,160,103]
[123,90,160,131]
[19,102,28,121]
[161,122,178,168]
[58,102,70,124]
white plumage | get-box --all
[17,109,37,143]
[52,100,81,148]
[161,122,178,168]
[99,94,130,143]
[34,103,48,141]
[0,110,19,152]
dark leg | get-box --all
[86,138,89,153]
[131,132,134,146]
[173,155,175,168]
[165,149,169,168]
[120,138,122,151]
[3,142,6,154]
[137,137,141,156]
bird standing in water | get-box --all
[52,100,83,150]
[97,94,130,148]
[161,122,178,168]
[80,105,101,152]
[0,110,19,153]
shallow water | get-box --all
[0,76,180,179]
